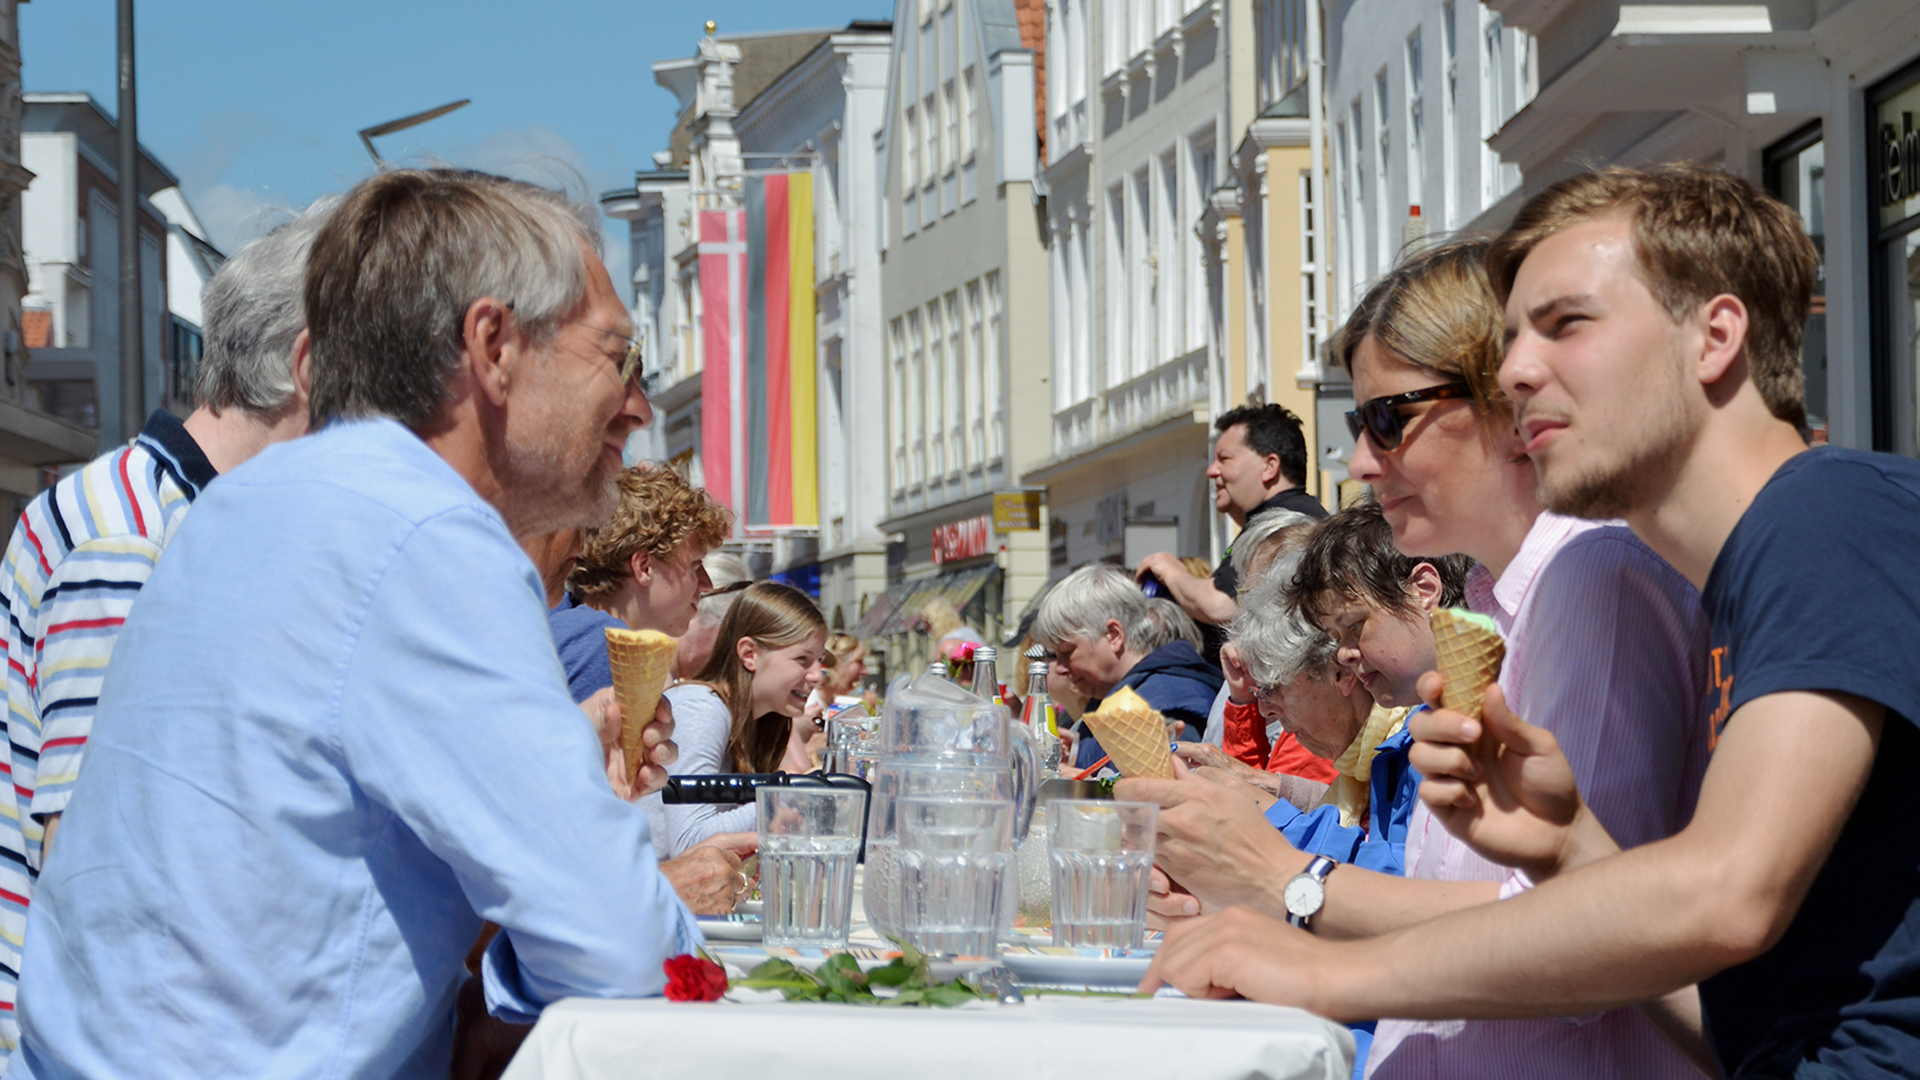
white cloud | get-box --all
[417,124,635,310]
[187,183,308,254]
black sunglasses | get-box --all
[1344,382,1475,451]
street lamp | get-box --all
[357,99,471,167]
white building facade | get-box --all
[868,0,1051,673]
[1033,0,1245,573]
[1474,0,1920,461]
[1325,0,1537,319]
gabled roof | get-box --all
[24,92,179,197]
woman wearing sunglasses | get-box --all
[1323,240,1716,1078]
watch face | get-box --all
[1283,873,1325,918]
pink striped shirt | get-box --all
[1365,512,1713,1080]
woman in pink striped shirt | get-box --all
[1344,239,1712,1078]
[1142,240,1716,1078]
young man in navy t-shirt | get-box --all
[1139,164,1920,1079]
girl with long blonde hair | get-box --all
[643,582,828,859]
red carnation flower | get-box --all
[663,954,728,1002]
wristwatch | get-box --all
[1282,856,1338,929]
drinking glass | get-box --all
[824,713,882,781]
[1048,800,1157,949]
[896,797,1013,958]
[757,786,867,949]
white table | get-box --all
[500,995,1354,1080]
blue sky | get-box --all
[21,0,886,298]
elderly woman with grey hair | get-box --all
[1032,562,1223,772]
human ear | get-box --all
[1406,562,1445,613]
[1104,619,1126,655]
[462,296,515,406]
[1695,294,1749,389]
[1260,451,1283,486]
[736,636,760,673]
[629,550,653,587]
[290,330,313,408]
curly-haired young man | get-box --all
[548,464,732,703]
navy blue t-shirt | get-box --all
[546,598,622,704]
[1697,448,1920,1077]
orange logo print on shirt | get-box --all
[1708,646,1735,751]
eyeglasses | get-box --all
[1344,382,1474,452]
[560,319,644,389]
[509,302,644,389]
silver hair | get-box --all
[1229,509,1319,587]
[1230,574,1339,690]
[305,169,604,430]
[692,587,743,627]
[703,550,750,591]
[1032,562,1151,652]
[1136,596,1201,652]
[194,196,339,412]
[693,551,752,623]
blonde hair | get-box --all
[1334,238,1507,421]
[693,582,827,772]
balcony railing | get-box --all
[1052,346,1208,458]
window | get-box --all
[1481,11,1503,206]
[1442,2,1458,227]
[1160,149,1182,359]
[908,311,927,484]
[986,272,1005,460]
[943,80,958,173]
[889,317,907,490]
[1104,0,1124,76]
[1106,182,1127,389]
[1342,105,1366,305]
[945,290,963,471]
[1299,167,1321,374]
[906,105,921,189]
[1258,0,1308,112]
[1763,123,1828,442]
[170,318,203,403]
[961,67,977,161]
[927,299,946,476]
[1406,31,1425,214]
[1375,71,1391,272]
[966,282,985,462]
[924,94,939,187]
[1190,134,1214,350]
[1135,166,1154,374]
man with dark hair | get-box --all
[1136,403,1326,658]
[0,202,331,1067]
[1144,164,1920,1080]
[12,170,689,1080]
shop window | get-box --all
[1870,60,1920,457]
[1763,122,1827,442]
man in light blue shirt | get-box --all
[12,169,696,1079]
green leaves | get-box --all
[731,942,988,1007]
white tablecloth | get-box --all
[499,995,1354,1080]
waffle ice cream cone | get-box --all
[1429,608,1505,720]
[1084,686,1176,780]
[605,627,678,786]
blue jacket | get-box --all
[1262,722,1420,876]
[1074,641,1224,770]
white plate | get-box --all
[696,915,764,942]
[997,946,1155,989]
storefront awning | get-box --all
[856,563,999,639]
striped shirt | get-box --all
[0,410,215,1062]
[1365,512,1713,1080]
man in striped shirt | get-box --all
[0,203,329,1062]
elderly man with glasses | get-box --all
[10,170,693,1080]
